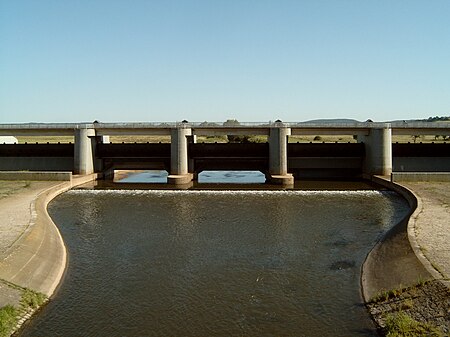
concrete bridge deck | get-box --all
[1,122,449,184]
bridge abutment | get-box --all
[168,126,194,185]
[269,126,294,185]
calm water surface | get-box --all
[20,188,409,336]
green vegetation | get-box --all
[370,286,406,303]
[384,312,442,337]
[369,279,430,303]
[0,305,18,337]
[20,289,46,310]
[0,282,48,337]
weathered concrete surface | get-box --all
[0,171,72,181]
[0,281,21,307]
[362,177,432,300]
[0,175,97,297]
[392,172,450,182]
[0,181,61,259]
[403,182,450,284]
[362,178,450,334]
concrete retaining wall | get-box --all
[361,176,434,301]
[393,157,450,172]
[0,171,72,181]
[0,157,74,171]
[392,172,450,182]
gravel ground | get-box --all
[0,181,59,260]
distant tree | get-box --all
[223,119,242,143]
[411,135,421,143]
[425,116,450,122]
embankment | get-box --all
[362,176,449,334]
[0,173,97,335]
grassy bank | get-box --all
[367,280,449,336]
[0,281,47,337]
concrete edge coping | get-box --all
[368,176,444,288]
[41,174,99,296]
[33,182,71,297]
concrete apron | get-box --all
[0,174,97,297]
[361,176,444,302]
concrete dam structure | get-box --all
[1,121,450,184]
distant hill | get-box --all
[300,118,361,124]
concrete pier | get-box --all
[359,124,392,176]
[268,126,294,185]
[74,128,96,175]
[168,126,193,185]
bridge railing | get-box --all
[1,121,449,131]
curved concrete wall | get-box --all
[361,177,436,301]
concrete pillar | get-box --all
[268,126,294,185]
[168,126,193,184]
[360,124,392,176]
[187,134,196,176]
[74,128,96,175]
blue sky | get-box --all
[1,0,449,123]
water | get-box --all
[116,170,266,184]
[118,170,169,183]
[19,188,409,336]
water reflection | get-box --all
[198,170,266,184]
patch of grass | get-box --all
[0,305,18,337]
[370,287,406,303]
[20,289,46,310]
[369,280,432,303]
[384,312,442,336]
[400,299,414,310]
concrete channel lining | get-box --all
[361,175,445,302]
[0,174,97,297]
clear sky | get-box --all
[1,0,449,123]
